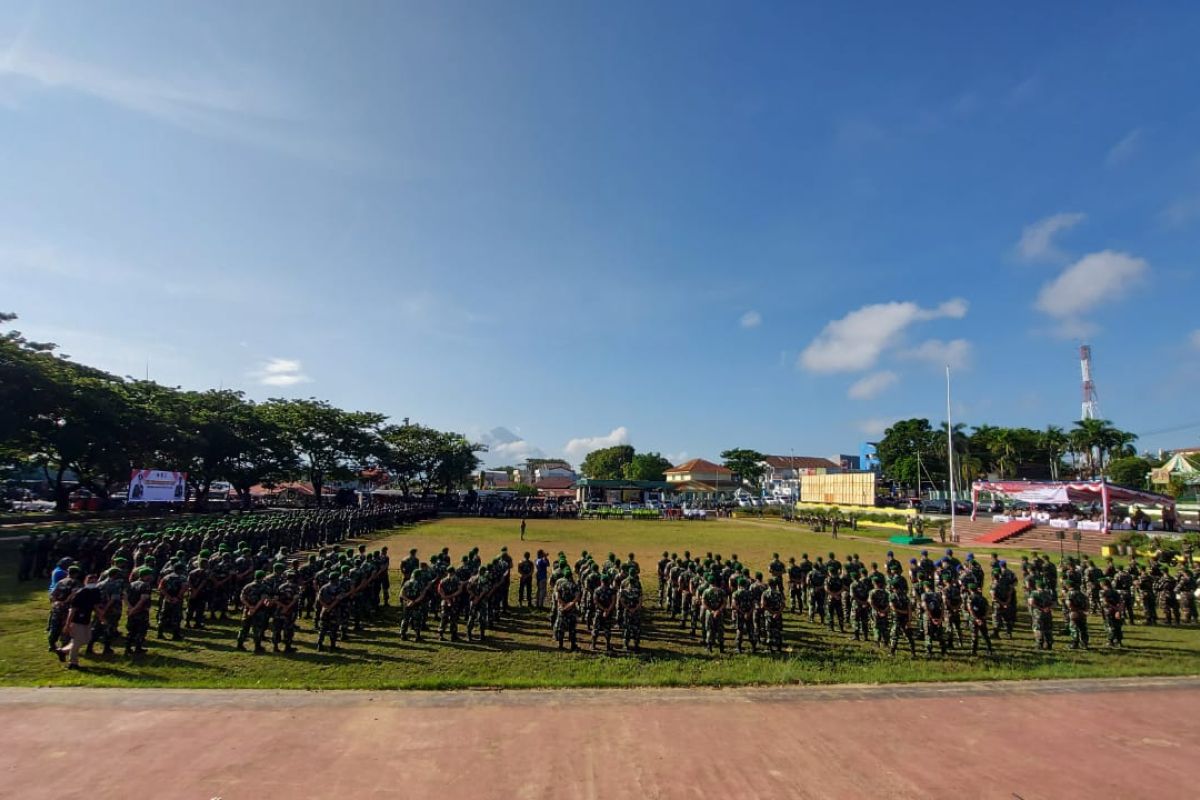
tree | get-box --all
[261,399,385,507]
[876,419,942,490]
[378,422,484,496]
[1039,425,1069,481]
[720,448,766,491]
[1107,456,1152,490]
[622,452,672,482]
[579,445,635,479]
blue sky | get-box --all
[3,2,1199,467]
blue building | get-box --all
[860,442,880,472]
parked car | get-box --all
[952,500,973,515]
[919,499,951,514]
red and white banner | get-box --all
[128,469,187,503]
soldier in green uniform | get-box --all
[1065,577,1090,650]
[316,572,344,652]
[965,579,992,655]
[1137,569,1157,625]
[1029,578,1055,650]
[124,567,154,655]
[920,581,948,657]
[88,567,125,656]
[437,567,464,642]
[399,568,430,642]
[732,576,758,653]
[867,575,890,647]
[236,570,271,653]
[619,572,643,651]
[1100,577,1124,648]
[591,574,617,652]
[850,572,871,642]
[760,578,785,653]
[156,564,186,641]
[272,569,301,653]
[888,578,917,656]
[552,568,579,650]
[1156,569,1180,626]
[701,575,727,654]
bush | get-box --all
[1113,530,1150,550]
[798,506,910,526]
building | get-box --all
[515,459,577,485]
[477,469,515,490]
[860,442,881,471]
[574,478,674,505]
[664,458,737,503]
[534,477,577,500]
[758,455,842,499]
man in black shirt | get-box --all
[56,575,102,669]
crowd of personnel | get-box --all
[28,513,1200,668]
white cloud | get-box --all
[798,298,968,373]
[901,338,972,370]
[0,45,362,166]
[1161,196,1200,229]
[847,370,898,400]
[1017,212,1086,262]
[478,426,545,465]
[254,357,310,387]
[1034,250,1148,332]
[665,451,689,465]
[1190,330,1200,350]
[1105,128,1142,167]
[563,426,630,462]
[740,310,762,329]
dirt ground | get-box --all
[2,677,1199,799]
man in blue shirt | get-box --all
[535,550,550,609]
[49,558,72,595]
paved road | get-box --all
[2,677,1199,799]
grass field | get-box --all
[1,516,1197,689]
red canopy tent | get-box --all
[971,479,1175,530]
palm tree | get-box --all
[1039,425,1068,481]
[989,429,1022,479]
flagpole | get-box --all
[946,365,956,543]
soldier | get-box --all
[88,567,125,656]
[47,564,80,652]
[1100,577,1124,648]
[760,578,785,653]
[552,568,580,651]
[517,552,534,607]
[619,573,643,651]
[400,548,420,582]
[850,572,871,642]
[272,569,301,653]
[786,557,805,613]
[732,576,758,653]
[399,568,430,642]
[1114,565,1136,625]
[965,579,992,655]
[591,575,617,652]
[920,581,948,657]
[466,565,491,643]
[437,567,464,642]
[185,557,210,630]
[316,572,344,652]
[701,574,727,654]
[807,561,827,625]
[124,567,154,656]
[768,553,786,587]
[1157,569,1181,626]
[888,578,917,656]
[236,570,271,653]
[943,577,965,648]
[1028,578,1055,651]
[991,563,1017,639]
[657,551,671,608]
[1178,568,1198,624]
[825,568,846,633]
[1065,578,1090,650]
[156,564,186,641]
[1137,569,1157,625]
[867,575,890,648]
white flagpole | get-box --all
[946,365,956,543]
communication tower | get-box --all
[1080,344,1099,420]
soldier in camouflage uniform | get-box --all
[1100,577,1124,648]
[850,572,871,642]
[732,576,758,653]
[1156,569,1180,626]
[888,578,917,656]
[942,578,965,648]
[965,579,992,655]
[807,561,827,625]
[236,570,271,653]
[47,564,79,652]
[1065,577,1090,650]
[867,575,890,647]
[124,567,154,655]
[88,567,125,656]
[185,555,210,629]
[400,568,430,642]
[157,564,187,641]
[760,578,785,653]
[701,575,727,654]
[591,574,617,652]
[920,581,948,657]
[272,569,301,653]
[466,565,491,643]
[437,567,464,642]
[619,572,643,651]
[315,571,343,652]
[552,568,580,650]
[1028,578,1055,650]
[1178,568,1198,624]
[991,562,1017,639]
[787,557,805,613]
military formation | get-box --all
[30,509,1200,667]
[37,505,433,661]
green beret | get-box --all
[254,569,266,579]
